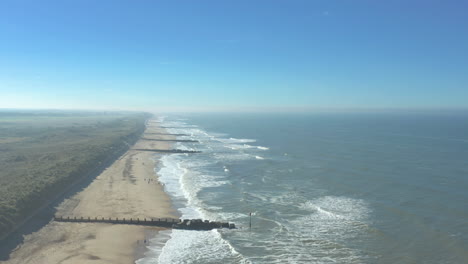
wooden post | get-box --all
[249,212,252,230]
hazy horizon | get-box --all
[2,106,468,115]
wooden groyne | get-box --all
[141,138,199,143]
[53,216,235,230]
[133,149,201,153]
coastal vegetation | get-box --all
[0,111,149,238]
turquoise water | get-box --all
[138,112,468,263]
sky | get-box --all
[0,0,467,112]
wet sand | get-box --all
[2,120,178,264]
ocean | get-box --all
[136,112,468,264]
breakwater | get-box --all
[54,216,235,230]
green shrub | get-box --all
[0,111,150,238]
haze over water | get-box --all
[137,112,468,263]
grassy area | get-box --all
[0,110,150,238]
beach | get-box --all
[2,119,177,264]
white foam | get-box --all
[231,196,372,263]
[216,137,257,144]
[225,144,269,151]
[298,196,369,221]
[174,142,197,152]
[255,156,265,160]
[157,155,186,200]
[141,131,245,263]
[225,144,255,150]
[138,116,269,263]
[158,230,247,264]
[154,153,247,263]
[213,152,254,161]
[209,211,247,221]
[292,196,370,243]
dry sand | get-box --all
[2,120,178,264]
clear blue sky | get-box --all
[1,0,467,112]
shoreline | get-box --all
[1,118,178,264]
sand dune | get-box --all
[3,120,178,264]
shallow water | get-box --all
[137,112,468,264]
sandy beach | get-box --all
[2,119,178,264]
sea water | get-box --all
[136,112,468,263]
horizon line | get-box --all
[2,106,468,114]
